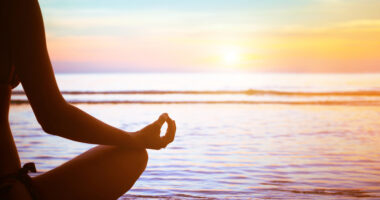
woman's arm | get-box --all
[11,0,175,149]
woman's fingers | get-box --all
[168,120,176,143]
[161,117,176,146]
[145,113,176,150]
[154,113,168,127]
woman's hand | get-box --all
[132,113,176,150]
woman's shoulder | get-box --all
[0,0,20,89]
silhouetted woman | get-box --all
[0,0,176,199]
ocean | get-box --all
[9,73,380,199]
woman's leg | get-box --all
[32,146,148,200]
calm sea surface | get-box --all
[9,73,380,199]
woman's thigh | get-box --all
[32,145,148,200]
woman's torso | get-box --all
[0,0,22,177]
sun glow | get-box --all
[222,48,241,66]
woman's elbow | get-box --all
[35,102,68,135]
[37,115,60,135]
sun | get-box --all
[222,48,241,66]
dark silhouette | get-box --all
[0,0,176,199]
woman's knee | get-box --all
[114,147,148,173]
[131,148,148,172]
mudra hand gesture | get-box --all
[134,113,176,150]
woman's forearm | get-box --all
[43,102,142,148]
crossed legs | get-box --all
[32,146,148,200]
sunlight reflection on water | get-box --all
[10,103,380,199]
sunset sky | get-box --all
[39,0,380,73]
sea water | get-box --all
[9,73,380,199]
